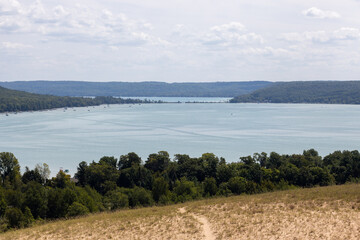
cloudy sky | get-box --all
[1,0,360,82]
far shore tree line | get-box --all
[0,149,359,231]
[0,86,157,113]
[230,81,360,104]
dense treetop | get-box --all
[230,81,360,104]
[0,81,272,97]
[0,86,149,113]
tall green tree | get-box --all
[175,154,205,181]
[145,151,170,173]
[22,167,43,184]
[35,163,51,184]
[0,152,21,188]
[118,152,142,170]
[75,161,89,186]
[23,181,48,219]
[152,177,170,203]
[201,153,220,179]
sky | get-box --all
[0,0,360,82]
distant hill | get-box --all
[0,86,145,113]
[230,81,360,104]
[0,81,272,97]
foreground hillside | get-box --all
[231,81,360,104]
[0,81,272,97]
[2,184,359,240]
[0,86,145,113]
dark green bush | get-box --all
[104,190,129,210]
[66,202,89,217]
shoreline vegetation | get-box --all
[3,80,360,114]
[0,86,160,113]
[0,148,359,233]
[230,81,360,104]
[0,85,231,114]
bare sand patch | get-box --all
[196,200,360,240]
[178,207,186,214]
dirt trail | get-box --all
[191,214,216,240]
[178,207,215,240]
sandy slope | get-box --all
[1,184,360,240]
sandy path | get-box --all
[191,214,216,240]
[178,207,215,240]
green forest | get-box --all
[230,81,360,104]
[0,87,150,113]
[0,149,359,231]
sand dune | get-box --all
[2,184,360,240]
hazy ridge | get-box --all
[0,81,272,97]
[231,81,360,104]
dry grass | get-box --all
[2,184,360,240]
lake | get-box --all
[123,97,231,103]
[1,101,360,176]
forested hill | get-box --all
[230,81,360,104]
[0,86,146,113]
[0,81,272,97]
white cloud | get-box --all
[171,24,187,36]
[202,22,264,47]
[0,16,30,32]
[333,27,360,40]
[1,41,32,49]
[240,47,292,58]
[303,31,330,43]
[280,32,303,42]
[302,7,340,19]
[170,24,198,45]
[210,22,246,33]
[167,22,264,51]
[0,0,22,15]
[0,0,164,46]
[1,0,360,82]
[53,5,69,18]
[281,28,360,44]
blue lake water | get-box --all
[1,101,360,176]
[123,97,231,103]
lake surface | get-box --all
[123,97,231,103]
[1,102,360,176]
